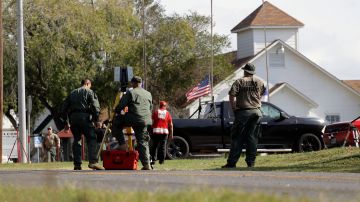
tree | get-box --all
[2,0,233,127]
[143,11,232,106]
[2,0,18,114]
[3,0,141,129]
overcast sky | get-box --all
[159,0,360,80]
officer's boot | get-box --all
[246,161,255,168]
[88,162,105,170]
[221,163,236,168]
[141,163,152,170]
[74,165,82,170]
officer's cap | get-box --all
[131,76,142,83]
[242,63,256,75]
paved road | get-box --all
[0,170,359,201]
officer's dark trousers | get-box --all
[112,115,126,146]
[150,134,168,163]
[113,115,151,166]
[44,147,56,162]
[133,126,151,166]
[70,113,98,166]
[227,108,262,166]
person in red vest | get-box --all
[150,101,173,165]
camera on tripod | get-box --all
[114,66,133,92]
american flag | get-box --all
[186,75,211,102]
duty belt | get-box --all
[236,108,259,112]
[70,109,90,114]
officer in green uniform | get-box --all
[42,126,60,162]
[62,79,104,170]
[113,76,153,170]
[222,63,265,168]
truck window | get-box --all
[203,103,221,119]
[261,104,281,120]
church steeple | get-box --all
[231,1,304,60]
[231,1,304,33]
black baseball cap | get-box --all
[131,76,142,83]
[242,63,256,74]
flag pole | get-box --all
[210,0,214,102]
[209,0,217,118]
[262,0,270,102]
[210,0,216,118]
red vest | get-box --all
[152,109,172,135]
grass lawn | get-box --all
[0,186,318,202]
[164,147,360,173]
[0,147,359,202]
[1,147,359,172]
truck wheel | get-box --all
[166,136,189,160]
[296,133,322,152]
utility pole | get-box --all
[142,0,147,90]
[17,0,27,163]
[0,0,4,163]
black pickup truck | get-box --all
[166,101,325,159]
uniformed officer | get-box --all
[113,76,153,170]
[61,78,104,170]
[222,63,265,168]
[42,126,60,162]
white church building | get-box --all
[188,1,360,123]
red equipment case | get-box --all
[102,150,139,170]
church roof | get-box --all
[231,1,304,33]
[343,80,360,94]
[269,82,318,107]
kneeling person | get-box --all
[112,76,153,170]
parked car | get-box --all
[322,117,360,148]
[166,101,325,159]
